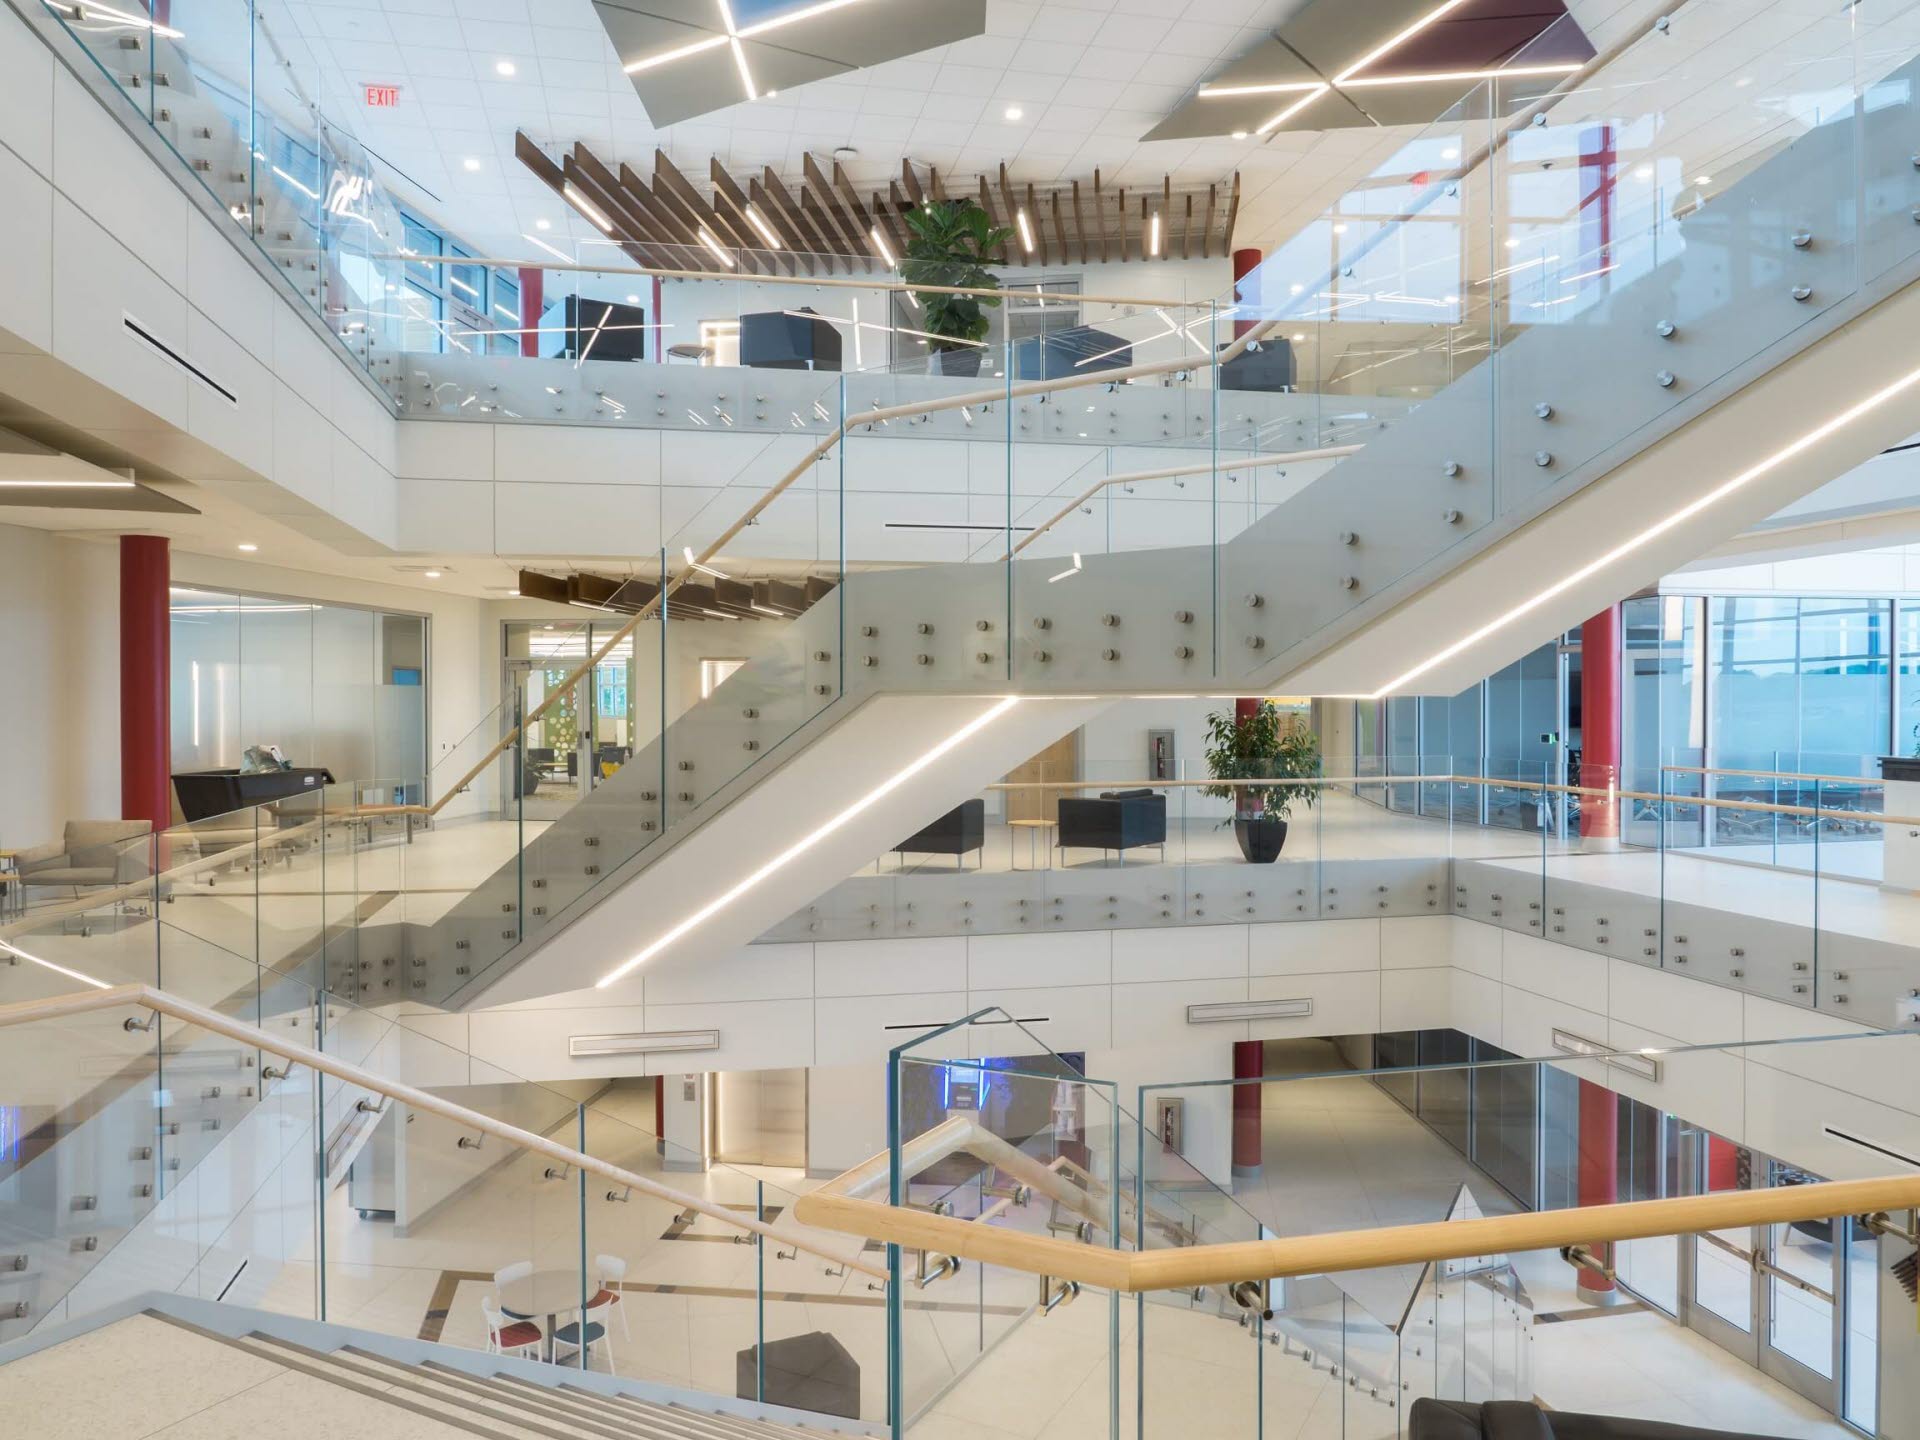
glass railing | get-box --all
[764,750,1920,1025]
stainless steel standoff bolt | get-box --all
[1791,231,1812,248]
[1247,635,1266,649]
[1245,593,1264,608]
[1174,645,1193,659]
[1655,370,1675,387]
[976,619,991,631]
[1101,648,1119,661]
[1443,460,1461,476]
[1339,575,1358,589]
[1034,616,1052,630]
[1534,402,1553,419]
[918,622,934,634]
[1534,450,1553,467]
[1338,531,1357,545]
[1443,509,1463,524]
[1791,284,1812,301]
[1656,320,1676,337]
[1101,613,1119,626]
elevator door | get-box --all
[713,1068,808,1169]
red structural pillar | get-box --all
[1579,604,1622,843]
[119,535,171,835]
[1232,1039,1263,1177]
[1575,1077,1618,1298]
[1577,125,1617,297]
[1232,248,1262,340]
[518,266,543,358]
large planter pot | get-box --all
[1233,816,1289,863]
[930,346,982,378]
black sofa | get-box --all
[1057,789,1167,865]
[1409,1400,1772,1440]
[893,800,985,869]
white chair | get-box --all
[481,1295,542,1360]
[588,1254,629,1340]
[493,1260,533,1317]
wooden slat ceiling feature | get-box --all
[518,569,839,623]
[515,134,1239,270]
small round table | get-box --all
[1007,818,1057,871]
[499,1268,586,1361]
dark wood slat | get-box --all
[803,153,868,259]
[713,160,799,275]
[751,172,825,273]
[976,176,1010,263]
[900,159,926,208]
[1049,190,1068,267]
[561,150,666,268]
[1116,184,1128,262]
[928,166,946,204]
[831,160,882,266]
[1224,170,1241,254]
[1161,176,1172,259]
[1093,169,1109,263]
[872,188,908,260]
[1203,182,1216,259]
[760,167,842,272]
[802,189,863,271]
[1024,181,1047,267]
[1182,192,1193,261]
[997,164,1023,262]
[656,149,764,274]
[1141,193,1153,260]
[1070,179,1088,265]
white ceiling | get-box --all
[264,0,1400,261]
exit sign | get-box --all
[364,84,400,107]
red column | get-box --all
[1579,604,1622,843]
[1575,1077,1618,1297]
[518,266,543,358]
[119,535,171,835]
[1577,125,1617,298]
[1232,1039,1263,1176]
[1232,248,1262,340]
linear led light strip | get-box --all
[1373,358,1920,696]
[597,696,1021,987]
[57,1,184,38]
[0,938,109,991]
[624,0,872,89]
[0,477,135,488]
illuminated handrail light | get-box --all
[597,696,1021,986]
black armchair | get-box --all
[1056,789,1167,865]
[893,800,985,870]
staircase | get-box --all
[383,18,1920,1008]
[0,1307,874,1439]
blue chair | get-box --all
[553,1316,610,1373]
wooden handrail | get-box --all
[794,1168,1920,1295]
[1005,444,1364,556]
[0,983,885,1282]
[424,314,1288,815]
[1663,764,1884,787]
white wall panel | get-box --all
[493,480,665,553]
[1111,923,1243,983]
[1380,915,1451,970]
[330,433,396,544]
[465,1002,650,1083]
[1608,1018,1744,1141]
[51,196,187,427]
[1113,977,1249,1048]
[1500,984,1608,1063]
[397,420,496,482]
[51,67,186,290]
[970,929,1110,990]
[1742,1065,1920,1182]
[499,422,663,487]
[185,210,274,363]
[395,478,495,553]
[184,308,271,479]
[1449,968,1503,1047]
[0,0,53,175]
[642,998,814,1074]
[1448,916,1502,979]
[814,991,970,1067]
[267,382,333,510]
[1249,917,1379,975]
[1248,969,1380,1039]
[815,936,966,998]
[1608,959,1743,1046]
[270,302,342,421]
[643,942,813,1006]
[1501,931,1608,1010]
[964,984,1111,1054]
[0,141,52,352]
[1381,967,1451,1031]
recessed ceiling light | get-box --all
[1291,332,1305,341]
[1332,222,1347,234]
[1694,174,1712,185]
[627,293,640,304]
[462,157,481,172]
[507,588,521,596]
[1441,146,1459,159]
[1231,130,1248,139]
[236,542,258,552]
[495,59,517,76]
[1504,237,1519,249]
[535,218,551,231]
[423,569,443,579]
[1004,105,1023,120]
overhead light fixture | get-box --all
[697,226,736,268]
[869,225,897,266]
[535,218,552,231]
[1016,208,1036,255]
[1374,355,1920,696]
[1004,104,1024,120]
[596,695,1020,987]
[1200,80,1326,98]
[463,156,481,172]
[562,181,613,233]
[1256,85,1329,136]
[625,32,730,74]
[1047,552,1083,583]
[1231,129,1248,139]
[683,545,730,579]
[523,232,572,264]
[716,0,757,98]
[53,1,183,38]
[0,938,108,991]
[1340,63,1580,88]
[1334,0,1471,83]
[744,203,783,249]
[495,59,517,76]
[237,542,258,552]
[423,569,443,579]
[1694,174,1713,185]
[1147,212,1162,256]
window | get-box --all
[699,320,740,367]
[402,214,443,287]
[700,657,746,698]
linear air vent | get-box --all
[1187,999,1312,1024]
[568,1029,719,1058]
[123,313,237,405]
[1550,1028,1662,1082]
[883,1016,1051,1031]
[1822,1127,1920,1169]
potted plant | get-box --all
[1202,702,1321,863]
[899,198,1011,378]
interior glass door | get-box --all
[1756,1161,1838,1406]
[1682,1128,1758,1362]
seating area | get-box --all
[486,1256,627,1373]
[2,819,152,919]
[891,799,985,870]
[1056,789,1168,865]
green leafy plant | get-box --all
[899,199,1013,352]
[1202,702,1322,822]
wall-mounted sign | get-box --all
[1154,1096,1184,1155]
[364,84,401,108]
